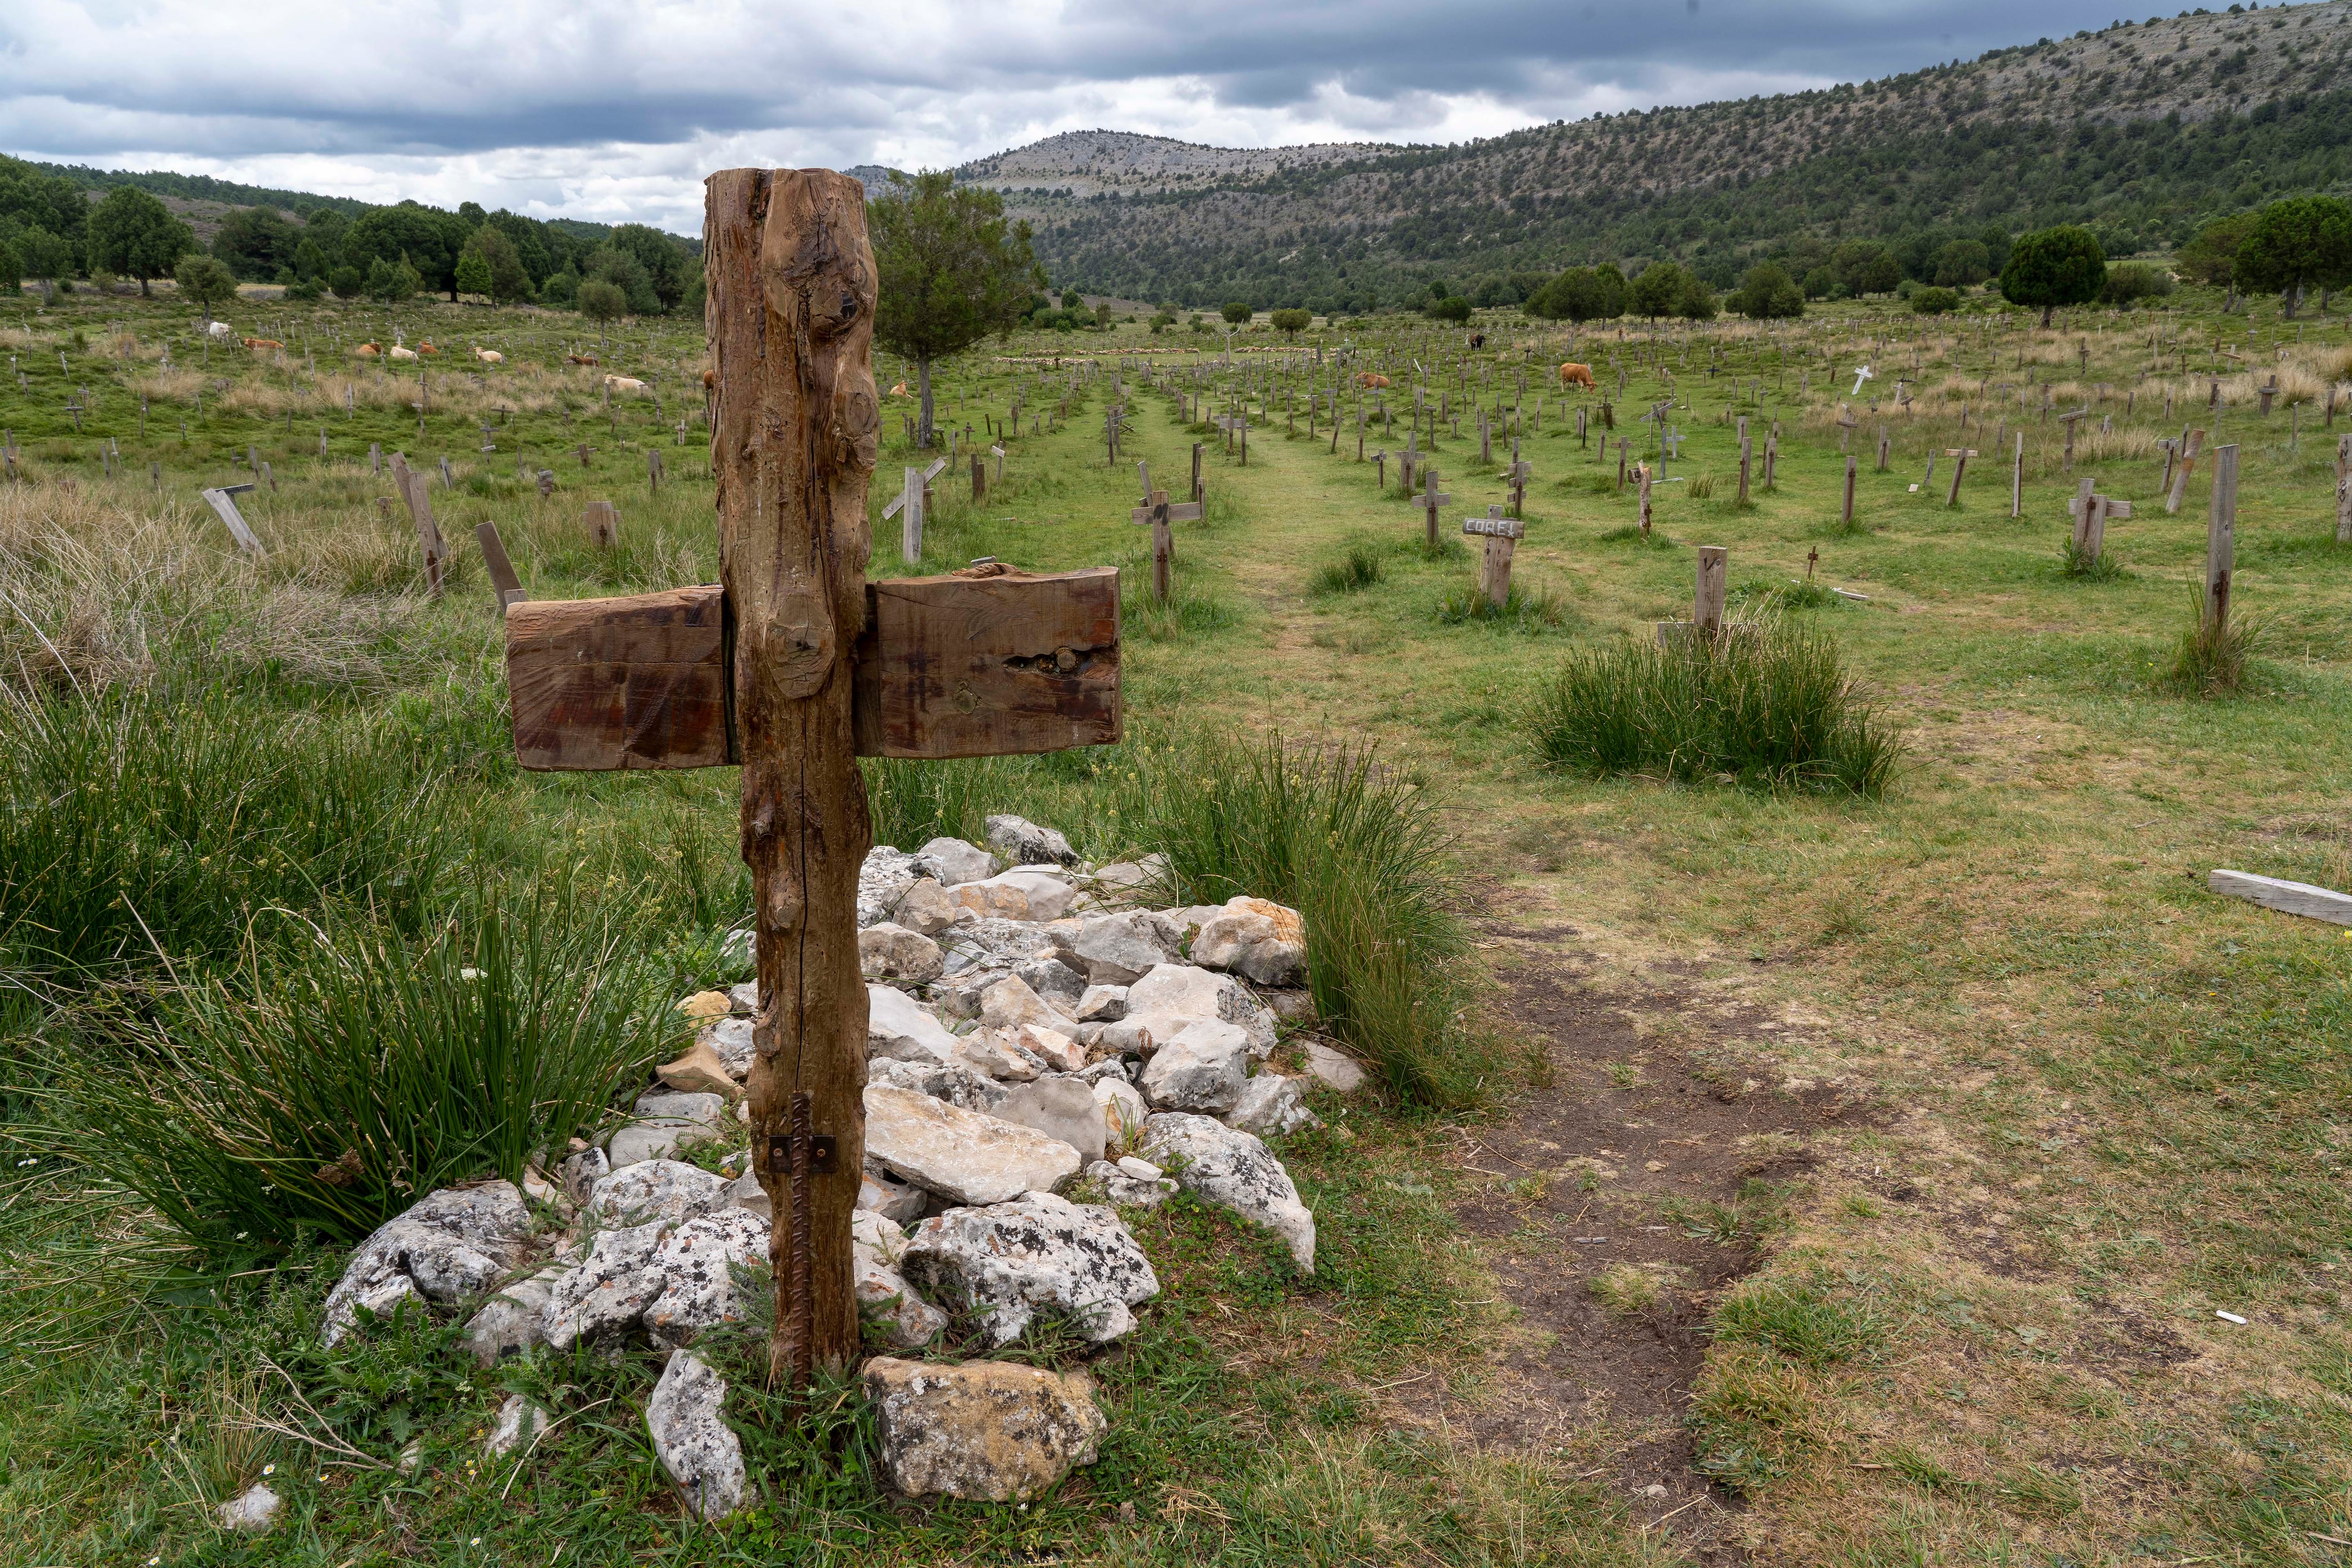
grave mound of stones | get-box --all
[313,814,1367,1513]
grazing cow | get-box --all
[356,342,382,356]
[389,345,419,361]
[1467,333,1486,350]
[566,353,599,366]
[475,348,504,364]
[603,374,649,393]
[240,338,283,351]
[1558,362,1597,389]
[1355,372,1391,389]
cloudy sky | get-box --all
[3,0,2177,230]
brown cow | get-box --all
[417,341,440,355]
[566,353,599,366]
[1558,362,1597,389]
[701,369,715,390]
[355,342,382,357]
[240,337,283,350]
[1355,372,1391,389]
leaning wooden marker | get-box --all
[500,168,1123,1388]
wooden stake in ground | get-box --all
[199,483,264,556]
[1693,545,1727,638]
[389,453,446,595]
[2335,434,2351,545]
[1418,465,1450,549]
[1737,416,1752,505]
[2206,443,2239,636]
[1843,453,1857,526]
[1943,448,1977,508]
[1637,461,1653,540]
[2167,429,2206,515]
[476,521,527,608]
[2011,433,2024,518]
[1464,505,1523,608]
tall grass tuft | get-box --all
[0,685,467,980]
[2058,536,2125,581]
[1309,540,1386,595]
[2168,585,2263,696]
[1135,731,1483,1107]
[1529,621,1900,796]
[37,894,675,1250]
[1434,579,1570,632]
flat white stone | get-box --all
[901,1190,1158,1345]
[863,1083,1082,1206]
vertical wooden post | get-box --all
[1736,416,1751,506]
[1191,442,1204,504]
[2011,433,2023,518]
[1843,453,1857,525]
[1694,545,1727,639]
[2206,444,2238,636]
[2336,434,2351,545]
[388,454,445,595]
[1151,493,1174,603]
[707,166,874,1387]
[900,466,924,563]
[586,501,619,549]
[1637,461,1653,539]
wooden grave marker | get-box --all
[2205,443,2239,637]
[2067,479,2132,564]
[388,453,446,594]
[199,483,264,556]
[476,521,527,609]
[586,500,619,549]
[506,169,1122,1389]
[1943,449,1977,507]
[1417,465,1451,549]
[1464,504,1524,608]
[2166,429,2206,515]
[2337,434,2352,545]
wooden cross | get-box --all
[1503,458,1533,518]
[1943,449,1977,507]
[2166,429,2206,514]
[2058,407,2089,471]
[881,459,948,562]
[1835,405,1857,454]
[1418,464,1450,549]
[506,170,1122,1388]
[1464,505,1524,607]
[2068,479,2134,563]
[585,500,619,549]
[575,443,595,468]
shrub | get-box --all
[2001,225,2106,326]
[1424,295,1472,323]
[329,265,364,300]
[577,278,628,325]
[39,893,675,1251]
[2058,534,2124,580]
[2168,585,2263,695]
[0,688,464,980]
[1909,286,1961,315]
[1527,621,1900,796]
[1268,308,1312,334]
[1137,732,1481,1107]
[2102,261,2175,307]
[1309,540,1386,595]
[1221,300,1252,324]
[1729,262,1804,320]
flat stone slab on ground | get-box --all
[864,1356,1107,1501]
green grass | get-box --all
[1526,619,1902,796]
[1308,538,1386,595]
[1434,578,1572,632]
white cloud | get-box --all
[0,0,2134,229]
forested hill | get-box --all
[978,0,2352,310]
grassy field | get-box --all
[3,277,2351,1566]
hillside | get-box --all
[981,0,2352,309]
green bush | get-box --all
[0,688,465,980]
[39,892,675,1250]
[2101,261,2175,307]
[1269,308,1312,334]
[1527,621,1900,796]
[2168,585,2263,696]
[1221,300,1252,324]
[1909,286,1961,315]
[1423,295,1473,324]
[1434,579,1569,631]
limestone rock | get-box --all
[1093,1076,1149,1146]
[863,1083,1082,1206]
[953,1027,1046,1082]
[853,1210,947,1348]
[953,871,1078,923]
[545,1222,669,1350]
[1228,1073,1320,1137]
[1116,1155,1162,1180]
[1302,1041,1367,1093]
[555,1146,609,1206]
[859,1166,931,1223]
[701,1016,757,1078]
[1060,911,1184,987]
[486,1393,548,1456]
[607,1119,712,1169]
[860,923,945,983]
[727,979,759,1014]
[584,1160,733,1228]
[677,989,732,1022]
[980,974,1073,1031]
[219,1482,281,1534]
[1075,984,1128,1022]
[890,876,958,937]
[901,1191,1158,1346]
[647,1349,746,1521]
[993,1075,1109,1164]
[1137,1020,1251,1115]
[643,1210,771,1348]
[1110,963,1279,1059]
[865,1357,1106,1501]
[1141,1113,1317,1273]
[656,1038,741,1099]
[1262,988,1318,1024]
[1192,896,1309,987]
[868,983,960,1066]
[730,1167,770,1220]
[1006,1022,1087,1074]
[985,813,1081,868]
[867,1053,1008,1112]
[916,836,999,887]
[1016,955,1089,1009]
[464,1269,562,1366]
[939,916,1062,976]
[858,845,927,928]
[1163,905,1226,934]
[635,1090,728,1126]
[1086,1158,1176,1208]
[1088,859,1156,897]
[321,1182,533,1345]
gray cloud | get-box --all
[0,0,2167,227]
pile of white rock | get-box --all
[308,814,1365,1522]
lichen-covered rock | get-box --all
[900,1191,1158,1346]
[860,922,945,983]
[321,1182,534,1345]
[464,1267,564,1365]
[544,1222,669,1350]
[853,1210,947,1348]
[1085,1158,1176,1208]
[915,836,999,887]
[993,1075,1108,1164]
[1192,896,1309,987]
[1108,963,1279,1059]
[1141,1113,1316,1273]
[583,1160,732,1228]
[1137,1020,1251,1115]
[858,845,927,927]
[867,1053,1008,1112]
[702,1016,758,1078]
[952,870,1078,923]
[643,1209,771,1349]
[486,1393,548,1456]
[985,813,1081,868]
[865,1357,1106,1501]
[1059,910,1185,986]
[891,876,959,937]
[647,1350,746,1521]
[868,983,960,1065]
[1227,1072,1320,1137]
[863,1083,1082,1205]
[1015,955,1089,1009]
[937,916,1062,980]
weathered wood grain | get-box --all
[2209,869,2352,927]
[506,587,732,770]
